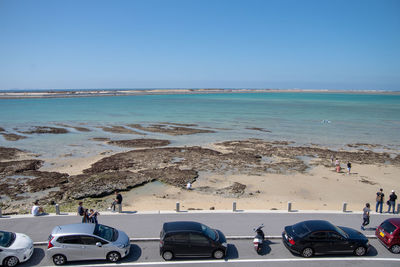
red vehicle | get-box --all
[375,218,400,254]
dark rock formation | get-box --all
[0,147,25,160]
[1,133,27,141]
[0,160,43,175]
[108,139,171,148]
[128,123,215,136]
[19,126,69,134]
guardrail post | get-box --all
[397,204,400,214]
[118,204,122,213]
[232,202,237,212]
[288,202,292,212]
[0,207,2,218]
[55,204,60,215]
[342,202,347,212]
[176,202,180,212]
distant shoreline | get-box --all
[0,88,399,99]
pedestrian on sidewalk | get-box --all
[109,191,123,212]
[376,188,385,213]
[387,190,397,214]
[77,201,87,222]
[361,203,370,230]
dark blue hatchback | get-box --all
[159,221,227,260]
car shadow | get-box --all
[19,248,45,267]
[226,243,239,259]
[57,245,142,265]
[257,240,277,256]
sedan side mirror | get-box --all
[96,242,102,247]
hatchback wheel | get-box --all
[52,254,67,265]
[301,247,314,258]
[107,251,121,262]
[213,249,225,259]
[390,244,400,254]
[162,251,174,261]
[354,246,367,256]
[3,256,19,267]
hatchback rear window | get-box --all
[381,221,397,235]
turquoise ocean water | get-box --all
[0,92,399,158]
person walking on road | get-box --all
[361,203,370,230]
[77,201,87,222]
[387,190,397,214]
[376,188,385,214]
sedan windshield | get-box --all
[93,224,118,242]
[201,224,217,241]
[0,231,16,247]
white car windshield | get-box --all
[0,231,16,247]
[93,224,118,242]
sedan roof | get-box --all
[301,220,338,232]
[163,221,203,233]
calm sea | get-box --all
[1,92,399,158]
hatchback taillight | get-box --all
[48,237,54,249]
[159,240,164,247]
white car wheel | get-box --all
[4,256,19,267]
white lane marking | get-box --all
[40,257,400,267]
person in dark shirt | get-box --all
[110,191,123,212]
[387,190,397,214]
[376,188,385,213]
[347,161,351,174]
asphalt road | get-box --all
[1,212,400,266]
[1,212,397,242]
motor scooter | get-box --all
[253,224,265,253]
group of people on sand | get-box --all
[331,155,351,174]
[77,201,100,224]
[361,188,398,230]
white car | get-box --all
[0,230,34,267]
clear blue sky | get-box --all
[0,0,399,90]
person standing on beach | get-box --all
[347,161,351,174]
[387,190,397,214]
[335,158,341,173]
[110,191,123,212]
[361,203,370,230]
[376,188,385,213]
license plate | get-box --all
[380,231,385,237]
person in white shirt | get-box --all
[186,182,192,190]
[31,200,45,216]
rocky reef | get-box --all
[0,139,399,214]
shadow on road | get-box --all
[19,248,45,267]
[257,240,277,256]
[122,244,142,262]
[226,244,239,259]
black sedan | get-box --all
[282,220,369,257]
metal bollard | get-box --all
[176,202,180,212]
[288,202,292,212]
[232,202,237,212]
[55,204,60,215]
[118,204,122,213]
[0,207,2,218]
[397,204,400,214]
[342,202,347,212]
